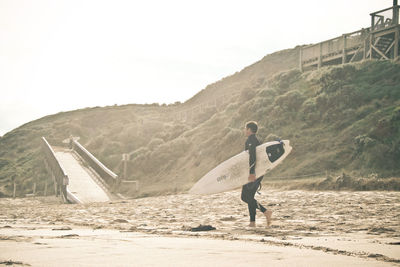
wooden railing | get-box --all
[370,5,399,32]
[71,140,118,186]
[301,28,370,68]
[41,137,82,203]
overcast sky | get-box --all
[0,0,388,136]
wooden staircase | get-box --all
[368,34,398,60]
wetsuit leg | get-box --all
[241,176,267,222]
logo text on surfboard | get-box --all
[217,174,229,183]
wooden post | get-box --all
[369,33,373,59]
[124,159,127,180]
[342,34,347,64]
[394,0,399,25]
[395,27,399,60]
[364,35,368,60]
[299,47,303,72]
[13,182,16,198]
[371,14,375,32]
[122,153,128,180]
[318,43,322,69]
[33,183,36,196]
[44,181,48,196]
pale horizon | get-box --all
[0,0,387,136]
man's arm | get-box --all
[248,140,256,182]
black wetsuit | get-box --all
[241,134,267,222]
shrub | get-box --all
[130,147,150,161]
[354,135,376,153]
[0,158,10,170]
[240,88,257,101]
[318,65,357,93]
[257,87,278,99]
[221,128,241,145]
[148,138,164,150]
[102,142,122,156]
[300,98,320,124]
[271,69,301,91]
[274,90,305,112]
[141,121,164,137]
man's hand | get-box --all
[248,174,256,182]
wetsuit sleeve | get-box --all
[249,140,256,175]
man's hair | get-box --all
[245,121,258,133]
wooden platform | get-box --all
[300,3,399,70]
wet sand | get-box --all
[1,190,399,266]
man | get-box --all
[241,121,272,227]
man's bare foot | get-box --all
[264,210,272,227]
[248,221,256,227]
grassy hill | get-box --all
[0,46,399,197]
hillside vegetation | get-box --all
[0,46,399,197]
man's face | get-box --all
[244,127,253,137]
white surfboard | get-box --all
[189,140,292,195]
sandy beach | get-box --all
[1,190,399,266]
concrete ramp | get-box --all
[54,149,111,203]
